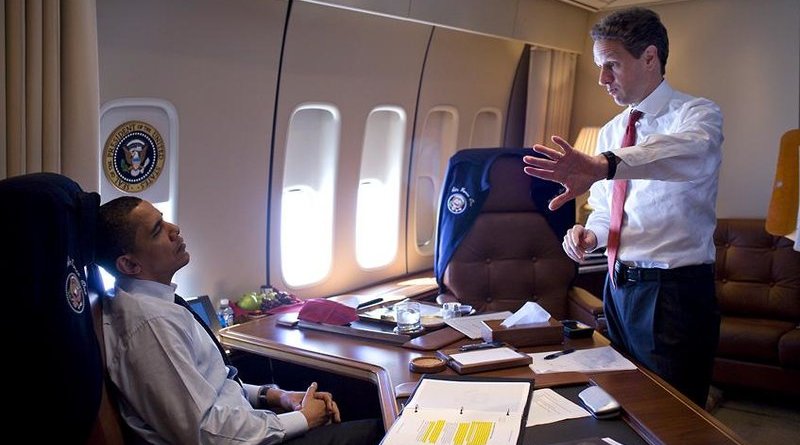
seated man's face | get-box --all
[126,201,190,284]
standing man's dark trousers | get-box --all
[603,262,720,408]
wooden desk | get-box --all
[221,315,745,445]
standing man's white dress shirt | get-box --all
[586,80,723,268]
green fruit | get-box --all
[237,293,261,311]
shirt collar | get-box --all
[629,79,673,117]
[116,277,178,303]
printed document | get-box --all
[382,378,532,445]
[526,389,590,427]
[529,346,637,374]
[445,311,513,339]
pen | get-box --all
[357,297,383,309]
[459,341,503,352]
[543,348,575,360]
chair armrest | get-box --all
[568,286,603,315]
[567,286,606,333]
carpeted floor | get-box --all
[708,387,800,444]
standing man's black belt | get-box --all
[614,261,714,283]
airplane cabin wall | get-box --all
[97,0,286,299]
[269,2,431,297]
[406,29,525,274]
[93,0,594,302]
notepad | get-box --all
[382,375,533,445]
[437,346,532,374]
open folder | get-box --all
[381,375,534,445]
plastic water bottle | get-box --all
[218,298,235,328]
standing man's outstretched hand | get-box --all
[523,135,608,210]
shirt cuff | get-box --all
[585,222,608,251]
[278,411,308,439]
[242,383,261,407]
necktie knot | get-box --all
[621,110,643,149]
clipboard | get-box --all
[436,345,532,374]
[381,374,534,445]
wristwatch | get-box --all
[257,384,280,409]
[601,151,618,180]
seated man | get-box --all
[95,196,382,444]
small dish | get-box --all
[420,315,446,329]
[409,356,447,373]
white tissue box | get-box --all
[480,318,563,347]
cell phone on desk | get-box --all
[562,320,594,338]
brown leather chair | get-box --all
[435,149,603,329]
[87,289,126,444]
[1,173,125,444]
[713,218,800,395]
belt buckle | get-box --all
[625,265,640,283]
[613,262,628,285]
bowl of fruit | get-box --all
[232,288,303,322]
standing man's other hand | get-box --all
[563,225,598,262]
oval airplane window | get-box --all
[281,104,339,287]
[414,106,458,255]
[470,107,502,148]
[356,106,406,269]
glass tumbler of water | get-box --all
[395,300,422,333]
[442,302,462,319]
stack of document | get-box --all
[382,376,532,445]
[529,346,637,374]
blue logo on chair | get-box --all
[447,188,473,215]
[65,257,86,314]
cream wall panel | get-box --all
[310,0,588,53]
[409,0,519,38]
[570,0,800,220]
[513,0,589,53]
[306,0,412,17]
[270,1,431,298]
[98,0,287,302]
[407,28,525,273]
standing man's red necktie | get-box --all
[607,110,644,287]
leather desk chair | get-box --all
[1,173,125,444]
[434,149,604,329]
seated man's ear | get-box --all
[116,255,141,276]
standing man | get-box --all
[95,196,382,444]
[522,7,723,408]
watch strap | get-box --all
[601,151,618,180]
[257,384,280,409]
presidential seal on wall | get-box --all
[103,120,165,193]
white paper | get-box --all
[450,347,526,366]
[500,302,551,328]
[445,311,513,339]
[526,388,590,426]
[382,378,531,445]
[529,346,637,374]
